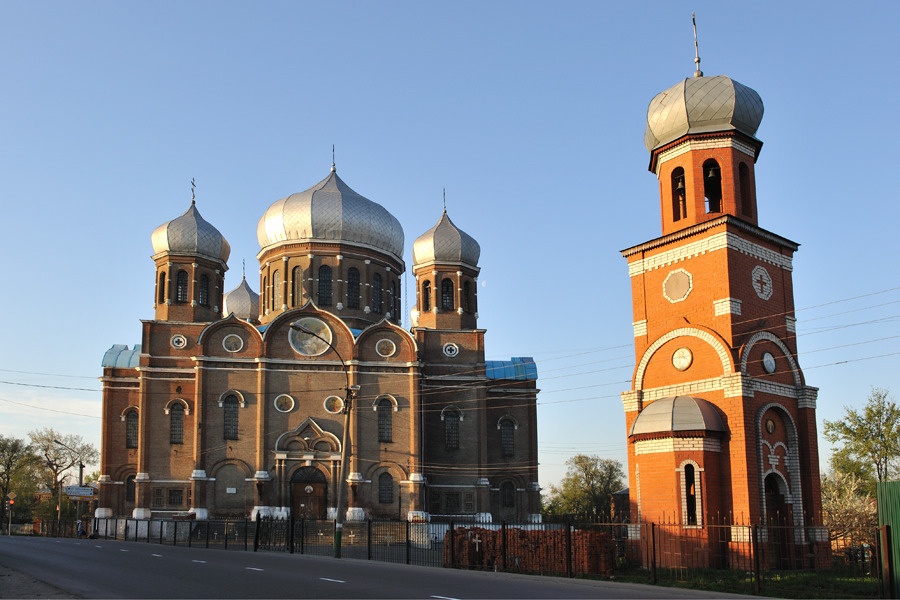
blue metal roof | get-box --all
[101,344,141,368]
[485,357,537,380]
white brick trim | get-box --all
[634,438,721,455]
[713,297,742,316]
[633,320,648,338]
[627,231,793,278]
[634,328,733,389]
[654,137,758,174]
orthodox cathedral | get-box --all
[97,166,540,523]
[620,55,824,557]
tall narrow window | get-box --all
[273,270,282,310]
[377,398,392,442]
[500,481,515,508]
[224,395,239,440]
[372,273,383,314]
[422,281,431,311]
[463,281,472,314]
[318,265,333,306]
[393,281,401,319]
[739,163,752,217]
[671,167,687,221]
[379,473,394,504]
[261,276,267,311]
[158,272,166,304]
[199,274,210,307]
[291,266,302,307]
[441,278,454,311]
[703,159,722,214]
[125,475,136,502]
[500,419,515,456]
[445,409,460,450]
[347,268,360,309]
[389,281,396,317]
[685,463,698,525]
[176,270,189,303]
[170,403,184,444]
[125,410,138,449]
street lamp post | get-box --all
[290,322,359,559]
[53,439,85,534]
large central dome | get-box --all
[257,170,404,263]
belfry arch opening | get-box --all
[671,167,687,222]
[703,159,722,214]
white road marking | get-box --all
[120,549,129,552]
[152,554,163,557]
[245,567,263,571]
[192,560,207,563]
[431,596,460,600]
[320,578,345,583]
[95,545,102,548]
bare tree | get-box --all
[28,428,99,517]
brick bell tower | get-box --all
[620,56,823,538]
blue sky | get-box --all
[1,1,898,490]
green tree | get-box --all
[28,429,99,522]
[0,435,36,527]
[543,454,624,520]
[823,387,900,483]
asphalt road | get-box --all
[0,536,750,599]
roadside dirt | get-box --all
[0,564,76,599]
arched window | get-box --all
[273,270,282,310]
[125,410,138,449]
[703,159,722,214]
[158,272,166,304]
[170,403,184,444]
[739,163,752,217]
[176,270,189,303]
[389,281,397,317]
[318,265,333,306]
[347,268,360,309]
[671,167,687,221]
[500,481,515,508]
[500,419,515,457]
[441,278,454,311]
[379,473,394,504]
[199,274,210,307]
[393,281,401,319]
[291,266,302,307]
[377,398,392,442]
[224,395,239,440]
[261,276,267,311]
[463,281,472,314]
[422,280,431,311]
[372,273,383,314]
[445,409,460,450]
[680,461,703,526]
[125,475,136,503]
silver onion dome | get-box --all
[257,170,405,264]
[644,75,764,152]
[412,210,480,268]
[151,202,231,264]
[223,277,260,321]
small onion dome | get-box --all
[223,277,260,321]
[644,75,764,152]
[151,202,231,263]
[629,396,725,437]
[412,210,480,268]
[257,171,404,264]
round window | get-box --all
[443,343,460,358]
[171,334,188,349]
[324,395,345,414]
[288,317,333,356]
[223,334,243,353]
[274,395,295,413]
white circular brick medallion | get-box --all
[663,269,692,303]
[222,334,243,353]
[171,334,188,349]
[375,338,396,357]
[751,266,773,301]
[443,343,460,358]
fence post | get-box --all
[244,518,249,551]
[173,520,177,547]
[649,523,657,585]
[188,521,192,548]
[288,513,294,554]
[501,521,507,572]
[880,524,893,599]
[752,524,761,596]
[367,520,372,560]
[224,522,228,550]
[449,521,455,568]
[147,520,151,544]
[159,520,164,544]
[253,513,260,552]
[300,518,305,555]
[565,519,573,578]
[406,519,411,565]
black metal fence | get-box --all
[39,517,886,598]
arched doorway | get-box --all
[291,466,327,519]
[764,473,792,568]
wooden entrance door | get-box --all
[292,482,326,519]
